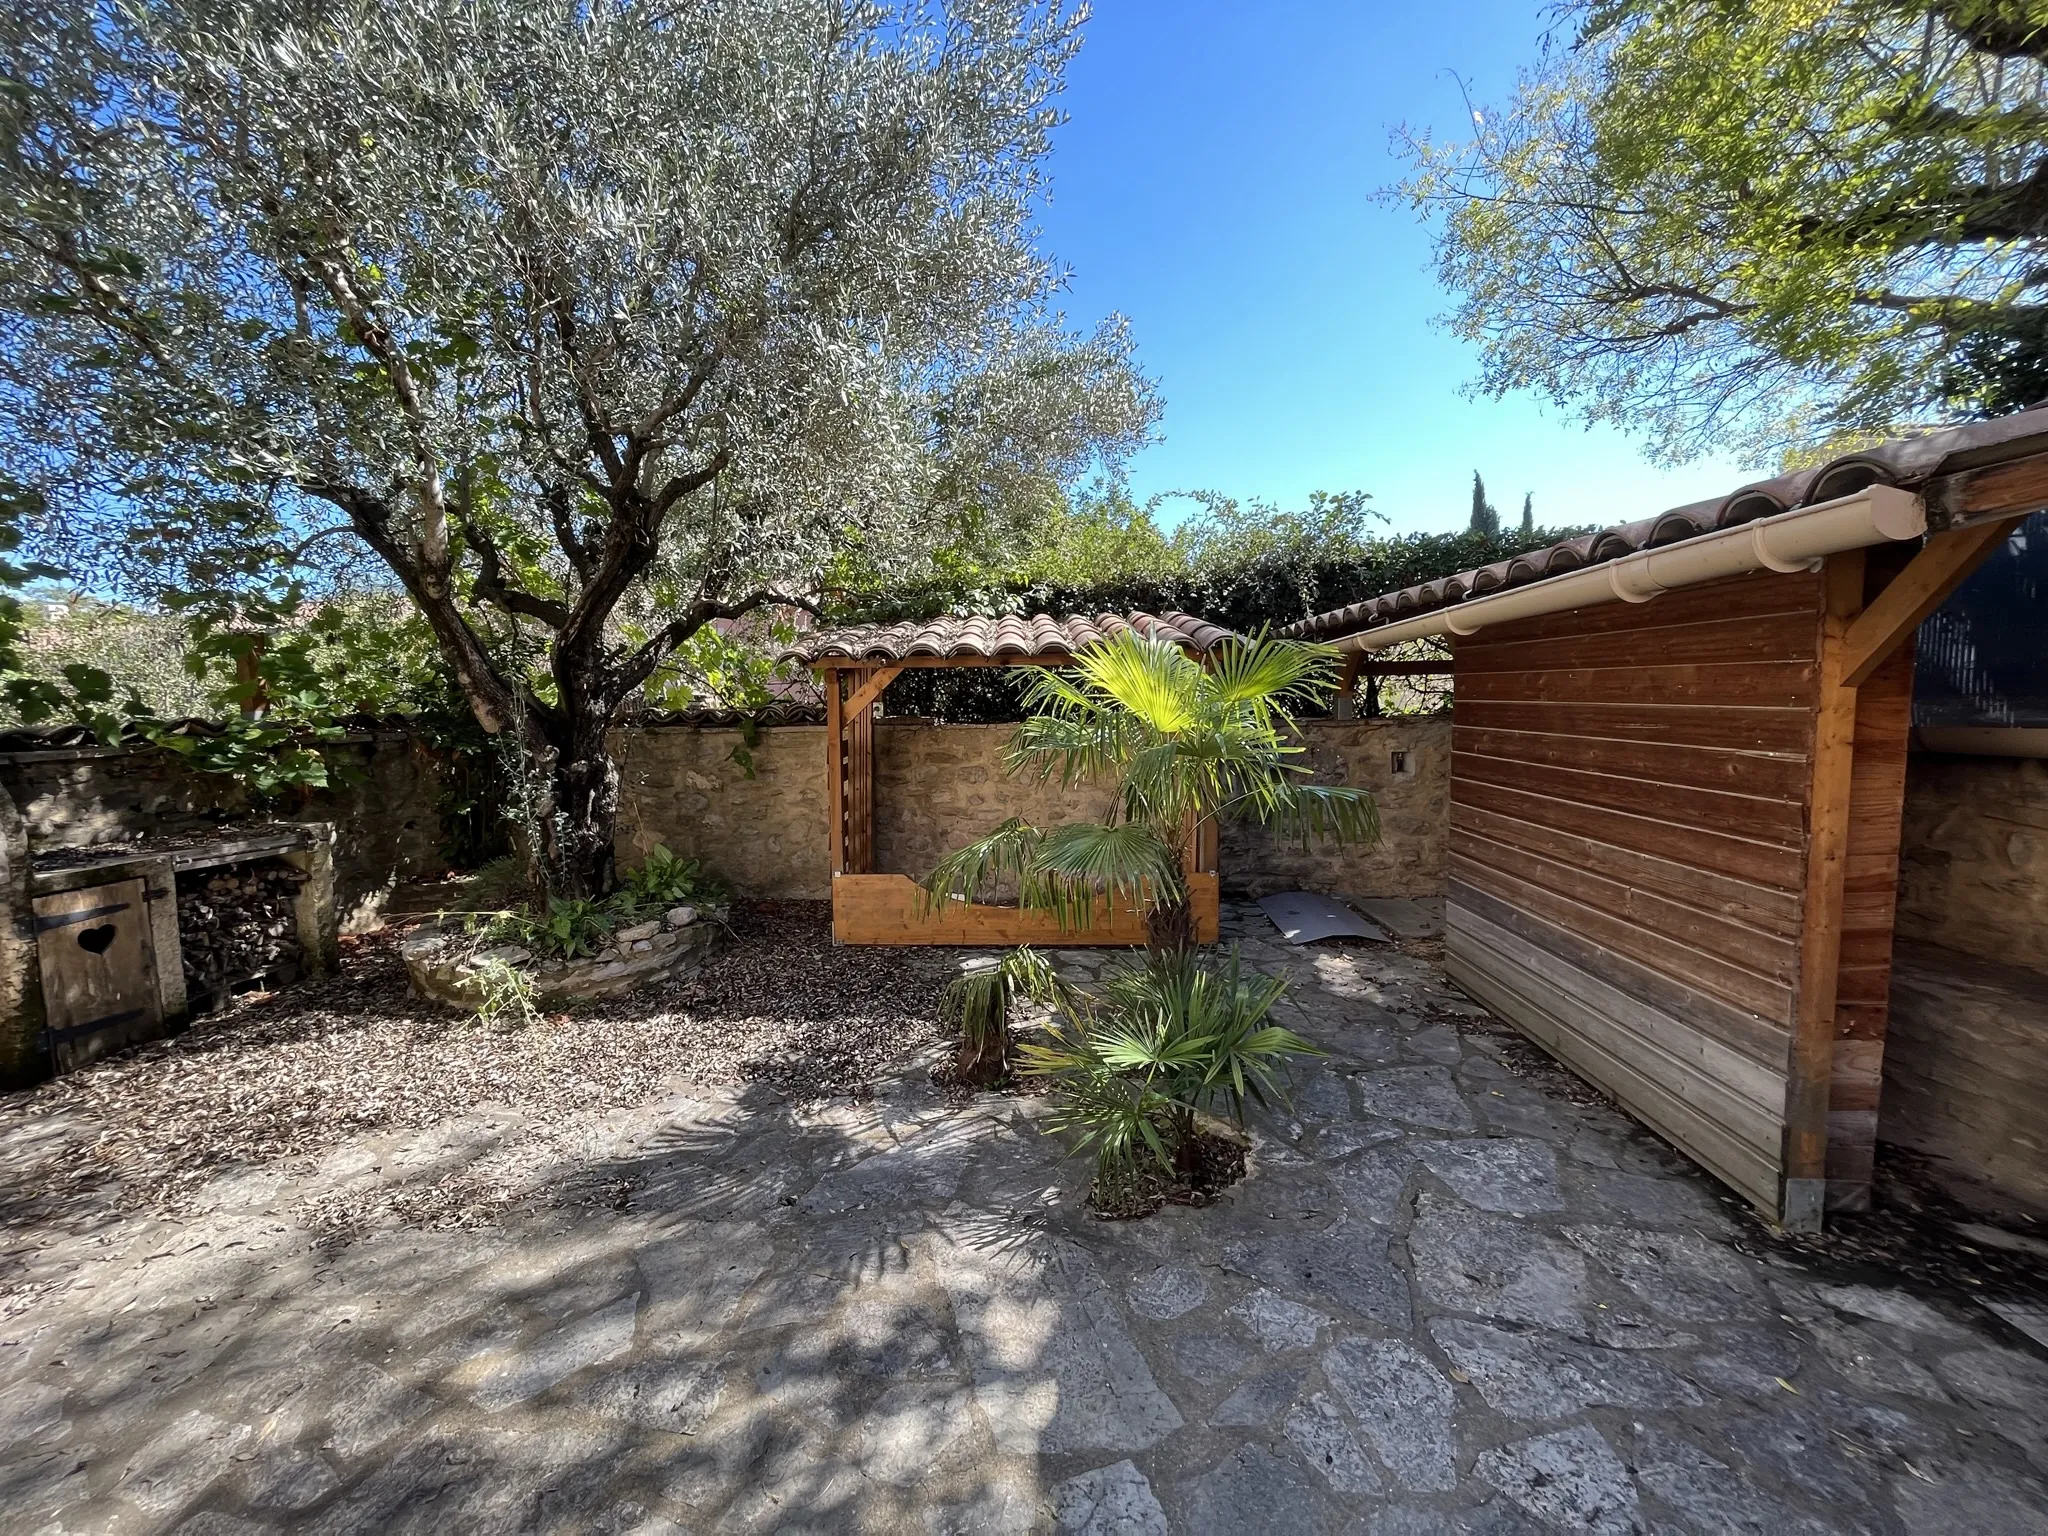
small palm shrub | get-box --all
[1019,947,1319,1212]
[939,946,1067,1086]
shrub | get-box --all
[615,845,725,917]
[939,946,1066,1087]
[471,957,541,1032]
[1019,947,1320,1207]
[534,897,615,961]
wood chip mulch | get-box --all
[0,901,949,1244]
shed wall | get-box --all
[1444,571,1826,1215]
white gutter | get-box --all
[1339,485,1928,652]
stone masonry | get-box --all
[0,734,449,934]
[617,717,1451,904]
[2,903,2042,1533]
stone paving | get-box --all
[4,904,2047,1533]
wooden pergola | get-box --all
[788,612,1237,946]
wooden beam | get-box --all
[1927,450,2048,522]
[1782,549,1863,1231]
[825,667,846,877]
[1361,660,1456,676]
[1332,650,1365,720]
[849,687,873,873]
[1840,516,2025,688]
[838,663,903,722]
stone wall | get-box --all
[1220,718,1450,901]
[615,716,1452,902]
[0,732,450,932]
[615,724,829,899]
[1893,752,2048,973]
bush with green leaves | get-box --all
[450,847,727,970]
[615,845,726,919]
[835,486,1578,723]
[1018,947,1317,1204]
[940,945,1065,1087]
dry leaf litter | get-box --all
[0,900,951,1287]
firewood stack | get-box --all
[176,859,307,1005]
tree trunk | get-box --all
[521,710,622,902]
[1146,894,1195,956]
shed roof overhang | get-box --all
[1286,407,2048,651]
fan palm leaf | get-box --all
[920,816,1044,909]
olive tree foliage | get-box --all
[1396,1,2048,464]
[0,0,1156,895]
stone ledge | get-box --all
[400,908,717,1008]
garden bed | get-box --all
[400,902,719,1007]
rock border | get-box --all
[400,903,720,1007]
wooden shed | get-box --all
[1288,409,2048,1230]
[785,611,1236,947]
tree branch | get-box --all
[301,480,522,735]
[1932,1,2048,67]
[453,496,572,629]
[617,589,818,696]
[303,251,454,582]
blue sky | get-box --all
[1039,1,1751,535]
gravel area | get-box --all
[0,900,951,1245]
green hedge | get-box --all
[843,521,1575,723]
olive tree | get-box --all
[0,0,1155,896]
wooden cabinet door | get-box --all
[33,878,165,1071]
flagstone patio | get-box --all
[3,904,2044,1533]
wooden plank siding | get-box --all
[1443,562,1919,1222]
[1444,570,1827,1220]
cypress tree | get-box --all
[1469,472,1501,537]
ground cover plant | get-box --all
[453,845,726,970]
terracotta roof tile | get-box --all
[1284,406,2048,643]
[784,610,1240,665]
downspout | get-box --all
[1336,486,1928,652]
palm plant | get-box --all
[923,631,1378,950]
[939,946,1069,1087]
[1018,947,1320,1198]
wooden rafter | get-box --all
[1840,516,2026,688]
[838,663,903,722]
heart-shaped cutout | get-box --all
[76,924,116,955]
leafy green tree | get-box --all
[0,0,1156,897]
[1398,1,2048,461]
[923,630,1377,951]
[1469,471,1501,536]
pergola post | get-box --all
[825,666,846,877]
[823,663,902,880]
